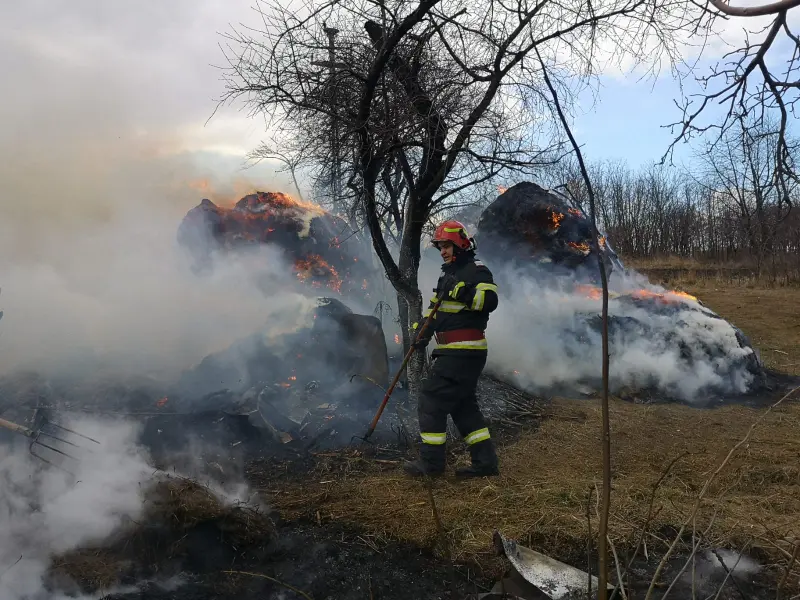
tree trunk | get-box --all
[397,233,424,404]
[405,293,425,404]
[397,292,410,386]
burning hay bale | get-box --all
[476,181,769,403]
[477,181,622,282]
[177,191,377,297]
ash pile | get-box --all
[477,182,770,404]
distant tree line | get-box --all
[541,118,800,279]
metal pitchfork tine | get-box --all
[0,414,101,473]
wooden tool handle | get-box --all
[0,416,35,438]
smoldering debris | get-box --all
[0,295,395,473]
[46,472,492,600]
[476,182,768,403]
[49,475,274,596]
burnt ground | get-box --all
[47,475,495,600]
[72,520,493,600]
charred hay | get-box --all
[49,475,274,595]
[177,192,378,298]
[476,181,622,282]
[49,475,492,600]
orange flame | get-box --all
[630,289,697,303]
[548,209,565,231]
[575,284,603,300]
[497,185,508,194]
[293,254,343,293]
[567,207,583,218]
[574,283,697,304]
[568,241,591,254]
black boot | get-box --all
[455,440,499,478]
[403,444,446,477]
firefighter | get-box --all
[403,220,500,478]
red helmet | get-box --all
[432,220,473,251]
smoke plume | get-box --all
[484,264,757,401]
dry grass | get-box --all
[625,255,800,288]
[268,400,799,570]
[263,281,800,587]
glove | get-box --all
[411,337,431,350]
[447,281,475,302]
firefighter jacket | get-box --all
[421,251,498,356]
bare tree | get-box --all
[696,116,798,275]
[665,1,800,212]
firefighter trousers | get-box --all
[417,353,494,469]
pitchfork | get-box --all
[0,413,101,473]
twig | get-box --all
[223,570,314,599]
[395,413,456,598]
[644,385,800,600]
[776,541,800,600]
[631,452,691,569]
[692,515,697,600]
[536,45,613,600]
[608,535,629,600]
[588,486,594,599]
[710,546,748,600]
[0,555,22,580]
[660,509,720,599]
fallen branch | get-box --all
[776,541,800,600]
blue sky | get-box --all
[573,73,693,168]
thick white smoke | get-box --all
[0,207,321,380]
[0,417,151,600]
[484,265,756,401]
